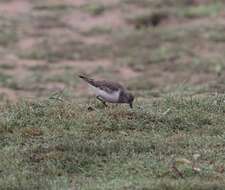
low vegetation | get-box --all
[0,0,225,189]
[1,94,225,189]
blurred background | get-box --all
[0,0,225,103]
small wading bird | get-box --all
[79,75,134,108]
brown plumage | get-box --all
[79,75,134,108]
[79,75,124,93]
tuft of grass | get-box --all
[31,11,68,29]
[46,70,78,86]
[206,26,225,42]
[180,2,223,18]
[0,17,18,47]
[81,3,106,16]
[82,26,112,36]
[19,38,111,62]
[0,63,15,70]
[0,72,13,86]
[126,10,169,28]
[33,3,72,12]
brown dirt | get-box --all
[0,87,17,102]
[17,38,37,51]
[59,59,112,71]
[64,9,125,32]
[0,0,31,16]
[117,67,140,80]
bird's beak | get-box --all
[129,102,133,108]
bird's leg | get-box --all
[96,96,108,107]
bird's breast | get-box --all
[90,86,120,103]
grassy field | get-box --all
[0,0,225,189]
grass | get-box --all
[82,26,112,36]
[0,17,17,47]
[46,70,78,86]
[0,63,15,70]
[19,38,111,62]
[180,2,223,18]
[0,72,15,87]
[126,10,169,28]
[30,11,68,30]
[33,3,72,12]
[81,3,106,16]
[0,0,225,189]
[0,95,225,189]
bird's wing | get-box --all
[94,80,124,93]
[79,75,125,93]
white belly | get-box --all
[90,86,120,103]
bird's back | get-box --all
[79,75,125,93]
[94,80,124,93]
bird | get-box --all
[79,75,134,108]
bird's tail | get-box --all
[79,75,95,85]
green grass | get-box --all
[33,3,72,12]
[0,17,17,47]
[126,10,169,28]
[0,95,225,189]
[180,2,223,18]
[0,0,225,189]
[81,3,106,16]
[0,72,16,88]
[46,70,78,86]
[82,26,112,36]
[0,63,15,70]
[19,38,111,62]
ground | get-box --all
[0,0,225,189]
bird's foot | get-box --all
[96,96,108,107]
